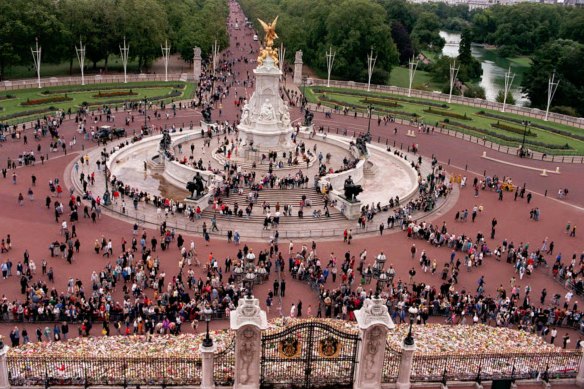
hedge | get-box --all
[0,107,58,121]
[424,107,471,120]
[83,90,183,107]
[477,110,584,142]
[491,122,536,137]
[312,87,449,109]
[92,90,138,98]
[446,120,571,150]
[362,97,403,108]
[41,83,185,95]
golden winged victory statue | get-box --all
[257,16,279,66]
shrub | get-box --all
[93,90,138,98]
[491,122,536,137]
[551,106,578,117]
[362,97,402,108]
[463,85,486,99]
[424,107,471,120]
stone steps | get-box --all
[212,150,317,172]
[201,187,346,223]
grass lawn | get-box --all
[0,81,195,124]
[308,86,584,155]
[389,67,444,92]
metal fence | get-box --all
[409,351,581,382]
[213,338,236,386]
[1,74,191,91]
[381,343,401,383]
[7,356,202,386]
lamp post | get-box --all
[372,252,386,277]
[301,76,307,109]
[404,306,419,346]
[244,269,257,293]
[143,97,148,133]
[375,271,388,295]
[101,149,111,206]
[202,305,213,347]
[520,120,530,157]
[366,104,374,138]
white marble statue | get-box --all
[241,104,251,125]
[259,99,276,121]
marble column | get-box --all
[0,345,9,389]
[293,50,303,85]
[230,295,268,389]
[199,343,217,389]
[396,342,416,389]
[354,297,395,389]
[193,47,202,82]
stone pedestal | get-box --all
[230,296,268,389]
[199,343,217,389]
[193,47,202,81]
[237,55,293,152]
[575,351,584,387]
[335,193,362,220]
[293,50,303,85]
[0,346,9,389]
[396,342,416,389]
[354,298,396,389]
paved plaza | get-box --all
[0,0,583,362]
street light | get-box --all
[404,306,419,346]
[143,97,148,134]
[520,120,530,157]
[372,252,386,277]
[101,149,111,206]
[366,104,374,137]
[301,76,307,108]
[244,269,257,293]
[202,305,213,347]
[375,271,388,295]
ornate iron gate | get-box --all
[260,321,360,388]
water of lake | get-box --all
[440,31,530,105]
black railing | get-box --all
[409,351,581,382]
[7,356,202,386]
[214,338,236,386]
[381,341,401,383]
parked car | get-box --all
[94,125,112,141]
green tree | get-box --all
[495,90,516,105]
[391,21,414,65]
[411,12,445,52]
[457,28,482,81]
[522,39,584,116]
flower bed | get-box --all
[362,97,403,108]
[318,96,418,119]
[21,95,72,106]
[491,122,536,137]
[425,107,471,120]
[84,90,183,107]
[93,90,138,98]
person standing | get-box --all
[280,278,286,297]
[550,328,558,344]
[290,303,296,318]
[297,301,303,317]
[563,333,571,349]
[273,279,279,296]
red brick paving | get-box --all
[0,1,583,358]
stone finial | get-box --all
[355,297,395,330]
[230,295,268,330]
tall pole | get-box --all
[407,55,418,97]
[366,48,377,92]
[502,66,515,113]
[367,104,374,137]
[212,39,219,78]
[326,46,336,88]
[448,60,460,104]
[278,42,286,74]
[144,97,148,132]
[520,120,530,156]
[75,38,86,86]
[31,37,42,89]
[120,37,130,84]
[161,40,171,82]
[544,72,560,122]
